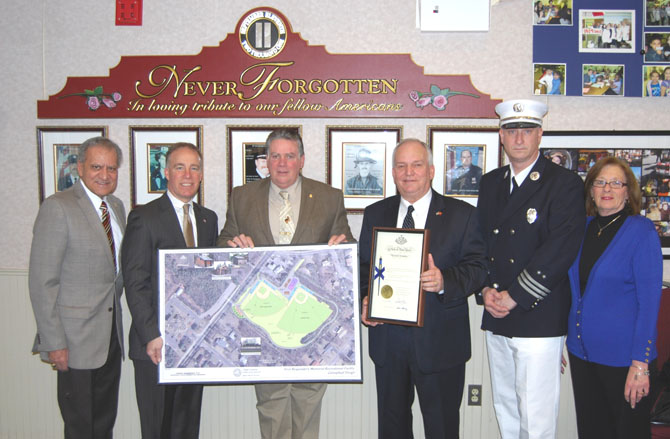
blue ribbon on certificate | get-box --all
[374,258,385,295]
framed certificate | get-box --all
[367,227,430,327]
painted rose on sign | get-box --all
[409,84,479,110]
[61,86,123,111]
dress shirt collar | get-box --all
[270,176,302,200]
[81,181,106,214]
[166,189,195,212]
[510,154,540,192]
[397,189,433,229]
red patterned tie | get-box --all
[100,201,117,271]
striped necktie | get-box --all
[100,201,116,271]
[402,205,415,229]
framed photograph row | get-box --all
[34,126,670,254]
[36,125,499,210]
[37,126,204,207]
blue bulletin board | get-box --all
[533,0,670,97]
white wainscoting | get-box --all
[0,269,577,438]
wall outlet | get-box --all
[468,384,482,406]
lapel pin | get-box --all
[436,211,443,216]
[530,171,540,181]
[504,170,509,179]
[526,208,537,224]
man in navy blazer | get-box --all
[359,139,487,439]
[122,143,218,439]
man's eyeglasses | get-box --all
[592,179,627,189]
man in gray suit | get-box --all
[29,136,125,439]
[218,129,354,439]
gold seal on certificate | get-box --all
[367,227,430,327]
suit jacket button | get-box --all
[490,257,495,262]
[493,283,499,289]
[108,307,113,312]
[509,258,515,264]
[493,228,499,234]
[510,229,515,235]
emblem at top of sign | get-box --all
[239,10,287,59]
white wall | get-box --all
[1,1,668,438]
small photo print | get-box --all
[641,150,670,225]
[148,145,169,192]
[54,144,80,192]
[644,33,670,63]
[543,149,576,170]
[342,143,385,197]
[444,145,484,196]
[244,143,269,184]
[581,64,624,96]
[533,0,573,25]
[533,64,566,95]
[579,10,634,53]
[643,65,670,97]
[645,0,670,27]
[613,150,643,180]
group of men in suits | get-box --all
[29,138,218,439]
[29,99,583,439]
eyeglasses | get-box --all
[592,179,627,189]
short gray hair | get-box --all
[78,136,123,167]
[392,138,433,166]
[265,129,304,157]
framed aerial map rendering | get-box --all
[157,243,362,384]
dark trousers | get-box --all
[569,352,655,439]
[374,326,465,439]
[57,327,122,439]
[133,359,203,439]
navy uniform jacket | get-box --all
[451,165,483,195]
[360,190,487,372]
[476,155,585,337]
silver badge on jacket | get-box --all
[527,208,537,224]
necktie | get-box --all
[511,178,519,196]
[402,205,415,229]
[100,201,116,271]
[183,204,195,248]
[279,191,295,244]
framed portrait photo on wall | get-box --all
[327,126,401,212]
[36,126,107,203]
[227,126,302,194]
[130,126,202,207]
[428,127,499,206]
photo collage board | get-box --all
[533,0,670,97]
[541,131,670,253]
